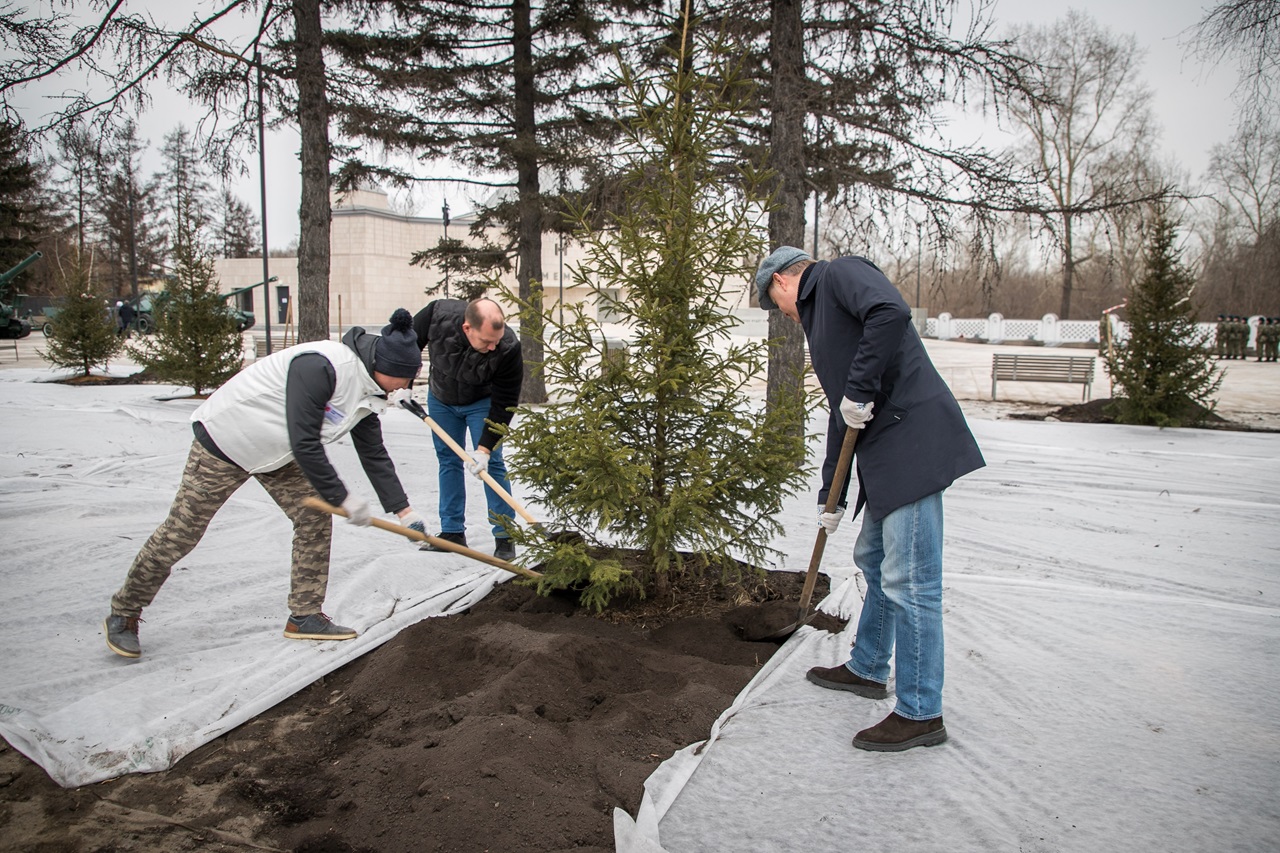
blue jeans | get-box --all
[845,490,945,720]
[427,393,513,538]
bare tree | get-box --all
[1006,10,1168,319]
[215,188,260,258]
[95,120,164,301]
[155,125,214,253]
[1205,119,1280,245]
[1188,0,1280,126]
[3,0,337,342]
[1198,118,1280,313]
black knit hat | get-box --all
[374,308,423,378]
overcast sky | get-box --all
[984,0,1240,178]
[9,1,1243,251]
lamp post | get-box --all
[442,200,450,299]
[557,232,564,328]
[915,223,922,310]
[812,191,819,257]
[256,49,272,355]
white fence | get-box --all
[721,308,1265,349]
[925,312,1253,348]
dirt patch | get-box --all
[0,572,843,852]
[46,370,160,386]
[1009,397,1279,432]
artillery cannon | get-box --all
[0,251,42,339]
[126,282,259,335]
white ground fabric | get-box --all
[617,418,1280,852]
[0,369,509,788]
[3,359,1279,853]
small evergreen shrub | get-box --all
[504,18,811,610]
[1105,209,1222,427]
[40,255,122,377]
[131,235,244,396]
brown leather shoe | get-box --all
[852,712,947,752]
[805,664,889,699]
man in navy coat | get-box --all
[757,246,985,752]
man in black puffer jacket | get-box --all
[412,298,524,560]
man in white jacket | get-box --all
[104,309,426,659]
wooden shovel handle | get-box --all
[301,496,542,580]
[418,415,542,528]
[796,427,860,621]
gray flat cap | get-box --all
[755,246,812,310]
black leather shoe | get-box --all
[806,664,889,699]
[494,538,516,561]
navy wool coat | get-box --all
[799,257,985,521]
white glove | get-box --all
[839,397,874,429]
[818,505,845,535]
[341,494,372,526]
[398,509,426,536]
[386,388,413,408]
[466,450,489,480]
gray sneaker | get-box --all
[104,614,142,658]
[283,612,357,641]
[494,537,516,561]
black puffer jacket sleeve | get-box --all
[479,340,523,451]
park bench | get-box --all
[991,353,1096,401]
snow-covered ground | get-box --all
[1,336,1277,851]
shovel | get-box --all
[301,496,543,580]
[746,426,860,641]
[397,398,579,543]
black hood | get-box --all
[342,326,379,377]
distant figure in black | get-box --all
[118,301,136,338]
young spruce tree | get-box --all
[1106,208,1222,426]
[41,254,122,377]
[131,220,244,397]
[505,9,811,610]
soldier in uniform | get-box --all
[1215,314,1228,358]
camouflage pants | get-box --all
[111,440,332,618]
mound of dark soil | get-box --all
[1,572,843,852]
[48,369,160,386]
[1013,397,1273,431]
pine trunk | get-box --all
[293,0,332,343]
[513,0,547,403]
[1059,213,1075,319]
[766,0,808,435]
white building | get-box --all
[212,183,601,336]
